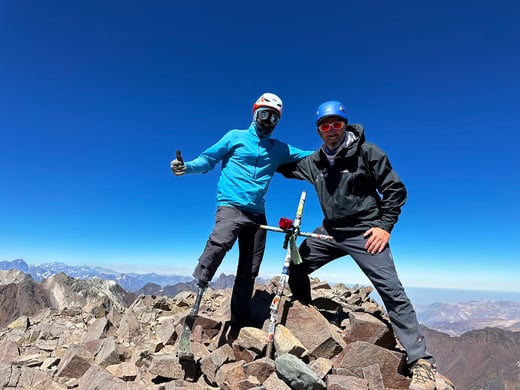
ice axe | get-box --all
[259,190,333,358]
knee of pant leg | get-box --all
[208,238,234,252]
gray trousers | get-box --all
[288,226,435,366]
[192,206,267,329]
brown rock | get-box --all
[263,371,292,389]
[77,365,126,390]
[244,356,276,382]
[344,311,395,348]
[215,360,247,390]
[200,343,236,385]
[148,353,184,379]
[56,344,93,378]
[327,374,368,390]
[309,357,332,379]
[362,364,385,390]
[284,301,345,359]
[334,341,410,388]
[273,324,307,358]
[0,339,20,364]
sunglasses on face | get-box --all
[257,110,280,125]
[318,121,345,132]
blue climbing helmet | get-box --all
[315,101,348,125]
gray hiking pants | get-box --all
[288,226,435,366]
[192,206,267,329]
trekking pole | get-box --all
[260,190,333,358]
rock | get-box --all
[273,324,307,358]
[274,353,326,390]
[0,271,456,390]
[283,301,345,359]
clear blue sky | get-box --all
[1,1,519,292]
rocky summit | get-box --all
[0,270,455,389]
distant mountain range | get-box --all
[416,300,520,336]
[0,258,193,292]
[2,259,520,337]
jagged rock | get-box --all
[0,278,50,328]
[0,363,64,390]
[56,344,93,378]
[201,343,236,385]
[215,360,247,389]
[0,271,457,389]
[243,356,275,382]
[116,310,140,341]
[362,364,385,390]
[234,326,268,356]
[283,300,345,359]
[191,315,221,343]
[42,273,132,312]
[7,315,30,330]
[148,353,184,379]
[333,341,410,388]
[0,339,20,363]
[95,336,127,366]
[309,357,332,379]
[273,324,308,358]
[327,374,368,389]
[155,316,177,345]
[343,311,395,348]
[82,316,109,342]
[274,353,326,390]
[0,269,33,285]
[263,371,292,389]
[77,365,126,390]
[106,361,139,381]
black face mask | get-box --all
[255,109,279,136]
[255,118,276,136]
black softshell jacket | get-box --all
[278,124,407,234]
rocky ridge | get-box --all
[0,270,455,389]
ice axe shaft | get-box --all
[258,225,333,241]
[261,191,334,358]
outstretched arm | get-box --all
[170,131,235,176]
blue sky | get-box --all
[1,1,519,292]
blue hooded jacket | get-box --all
[185,123,311,213]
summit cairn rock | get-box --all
[0,270,455,389]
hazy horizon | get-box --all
[3,257,519,306]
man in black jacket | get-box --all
[278,100,436,390]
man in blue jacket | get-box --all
[170,93,311,337]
